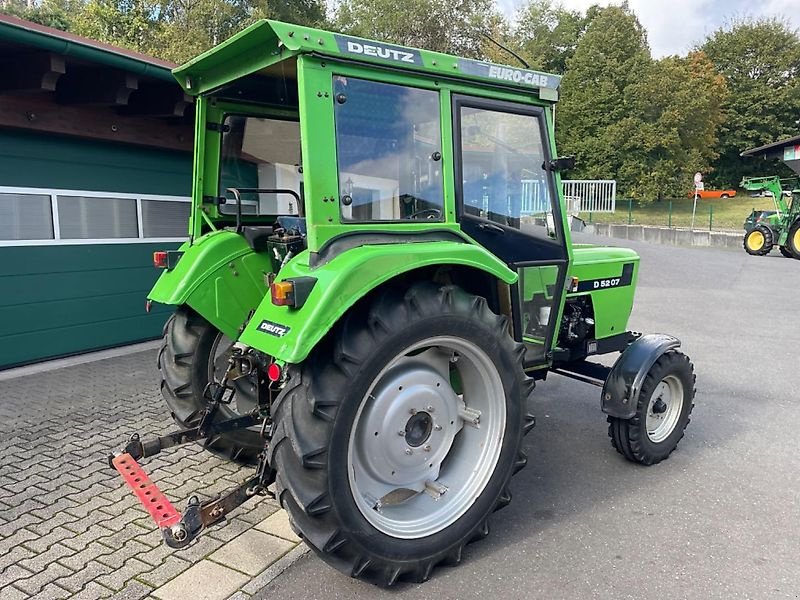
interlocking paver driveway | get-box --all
[0,350,303,599]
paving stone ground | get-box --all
[0,350,305,600]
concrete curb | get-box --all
[0,339,161,381]
[585,223,743,250]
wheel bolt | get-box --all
[398,430,405,436]
[405,448,413,455]
[409,408,417,415]
[426,406,434,412]
[424,445,432,452]
[434,424,442,431]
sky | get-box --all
[497,0,800,57]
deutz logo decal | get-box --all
[335,35,422,65]
[257,320,291,338]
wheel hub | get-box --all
[404,411,433,447]
[355,361,462,492]
[645,375,684,443]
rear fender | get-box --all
[237,240,517,364]
[148,230,271,338]
[601,334,681,419]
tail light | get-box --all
[267,363,282,382]
[270,281,295,306]
[153,250,183,270]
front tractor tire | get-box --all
[743,225,773,256]
[607,351,696,466]
[159,307,264,463]
[269,283,535,586]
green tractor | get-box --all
[741,138,800,258]
[110,20,696,586]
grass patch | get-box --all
[580,195,778,231]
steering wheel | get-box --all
[407,208,442,220]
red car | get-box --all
[687,189,737,199]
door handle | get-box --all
[478,222,505,234]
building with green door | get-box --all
[0,14,194,368]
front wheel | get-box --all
[268,282,535,585]
[743,225,773,256]
[607,351,695,465]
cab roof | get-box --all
[173,19,561,101]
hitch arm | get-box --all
[112,452,274,548]
[109,413,260,465]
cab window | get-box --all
[333,77,443,222]
[459,106,554,234]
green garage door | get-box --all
[0,130,192,368]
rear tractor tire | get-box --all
[268,282,536,586]
[159,307,264,464]
[607,351,695,465]
[743,225,773,256]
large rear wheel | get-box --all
[158,307,264,463]
[269,283,535,585]
[787,221,800,259]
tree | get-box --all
[512,0,589,73]
[609,52,727,199]
[333,0,499,58]
[66,0,326,64]
[701,18,800,186]
[73,0,163,56]
[1,0,74,30]
[556,4,727,200]
[555,4,651,185]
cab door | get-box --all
[452,96,569,367]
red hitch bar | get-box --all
[112,453,182,529]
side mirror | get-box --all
[544,156,576,172]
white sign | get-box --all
[694,172,703,185]
[695,182,704,191]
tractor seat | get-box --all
[240,226,274,252]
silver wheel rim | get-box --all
[347,336,506,539]
[209,332,258,415]
[645,375,684,443]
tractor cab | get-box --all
[152,19,597,367]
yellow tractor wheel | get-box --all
[743,225,773,256]
[787,222,800,259]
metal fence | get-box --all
[520,179,617,215]
[562,180,616,213]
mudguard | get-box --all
[237,240,517,364]
[601,333,681,419]
[148,230,271,338]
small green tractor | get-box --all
[110,20,696,586]
[741,138,800,258]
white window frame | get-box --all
[0,185,191,247]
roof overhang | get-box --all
[741,134,800,160]
[0,15,192,151]
[0,14,176,82]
